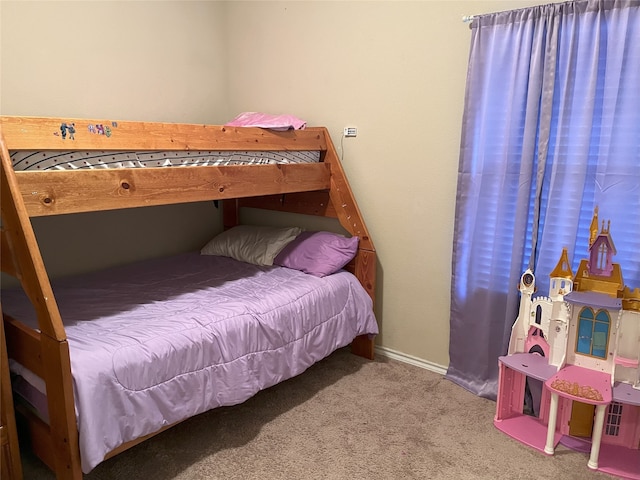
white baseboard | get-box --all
[375,346,448,376]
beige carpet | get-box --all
[20,348,616,479]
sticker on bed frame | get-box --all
[53,121,119,140]
[88,122,118,137]
[54,122,76,140]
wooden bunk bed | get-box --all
[0,116,377,479]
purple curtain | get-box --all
[447,0,640,399]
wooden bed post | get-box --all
[0,305,23,480]
[222,199,240,230]
[320,128,376,360]
[0,132,83,479]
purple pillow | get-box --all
[274,231,359,277]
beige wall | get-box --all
[1,1,542,368]
[0,1,228,276]
[225,1,542,367]
[1,1,228,123]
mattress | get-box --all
[10,149,321,171]
[1,252,378,473]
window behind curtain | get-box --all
[529,3,640,295]
[447,0,640,399]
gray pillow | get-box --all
[200,225,302,266]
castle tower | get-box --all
[573,209,624,296]
[549,247,574,301]
[508,270,537,355]
[545,248,573,368]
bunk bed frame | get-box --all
[0,115,376,479]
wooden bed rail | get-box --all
[13,163,331,217]
[0,116,328,151]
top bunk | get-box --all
[1,116,333,216]
[0,116,373,241]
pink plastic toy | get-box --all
[495,207,640,480]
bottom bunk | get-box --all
[2,246,378,474]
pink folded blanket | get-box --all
[225,112,307,130]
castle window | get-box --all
[576,307,610,359]
[597,243,608,270]
[605,402,623,436]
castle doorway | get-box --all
[569,400,595,438]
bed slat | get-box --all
[3,316,43,378]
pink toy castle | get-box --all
[494,207,640,479]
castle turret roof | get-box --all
[550,247,574,279]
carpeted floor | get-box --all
[20,348,618,479]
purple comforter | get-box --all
[1,252,378,473]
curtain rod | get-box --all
[462,15,475,23]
